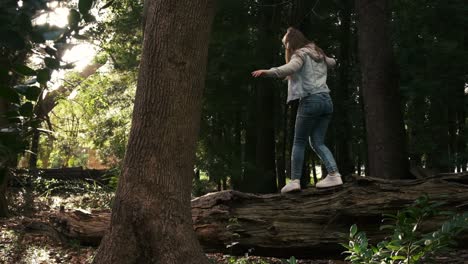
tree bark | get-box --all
[194,174,468,258]
[426,93,451,172]
[0,168,8,217]
[0,98,9,217]
[333,0,354,177]
[92,0,216,263]
[49,173,468,259]
[254,0,282,193]
[28,128,40,169]
[355,0,410,179]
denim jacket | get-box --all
[265,44,336,102]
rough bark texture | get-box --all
[0,98,9,217]
[333,0,354,177]
[51,174,468,259]
[196,174,468,258]
[356,0,410,179]
[0,168,8,217]
[254,0,281,194]
[92,0,216,263]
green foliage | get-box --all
[226,256,270,264]
[342,196,468,263]
[226,217,242,251]
[192,177,213,197]
[89,0,143,70]
[392,0,468,170]
[286,256,297,264]
[0,0,98,171]
[78,0,94,15]
[46,70,135,169]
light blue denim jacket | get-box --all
[265,44,336,102]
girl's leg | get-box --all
[309,113,339,174]
[291,107,316,181]
[282,99,317,193]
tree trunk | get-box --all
[241,86,258,192]
[355,0,410,179]
[275,78,287,190]
[92,0,216,263]
[194,174,468,258]
[28,128,40,169]
[0,98,9,217]
[0,168,8,217]
[49,173,468,259]
[255,79,277,192]
[426,93,451,172]
[333,0,354,177]
[253,0,282,194]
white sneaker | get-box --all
[281,179,301,193]
[316,173,343,188]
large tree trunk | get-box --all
[47,173,468,259]
[241,0,282,194]
[190,174,468,257]
[355,0,410,179]
[254,0,282,194]
[0,168,8,217]
[0,98,9,217]
[92,1,216,263]
[333,0,354,177]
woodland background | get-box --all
[0,0,467,263]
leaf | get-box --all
[0,30,26,50]
[25,86,42,101]
[44,57,60,69]
[73,34,89,40]
[79,0,94,15]
[288,256,296,264]
[350,224,358,237]
[12,64,36,76]
[0,86,20,104]
[13,85,29,94]
[99,0,115,11]
[36,69,51,85]
[45,46,57,57]
[380,225,395,230]
[0,66,8,80]
[19,102,34,117]
[37,128,53,134]
[68,9,81,29]
[30,31,46,43]
[82,13,96,23]
[17,13,33,32]
[42,30,65,41]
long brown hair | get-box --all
[284,27,326,63]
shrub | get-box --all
[342,196,468,263]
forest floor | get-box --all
[1,177,467,264]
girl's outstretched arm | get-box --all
[251,54,304,78]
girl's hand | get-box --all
[251,70,267,78]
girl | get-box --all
[252,27,342,193]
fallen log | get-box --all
[46,173,468,258]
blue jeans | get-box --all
[291,92,338,180]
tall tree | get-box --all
[92,0,216,263]
[333,0,354,177]
[254,0,280,193]
[355,0,410,179]
[0,99,9,216]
